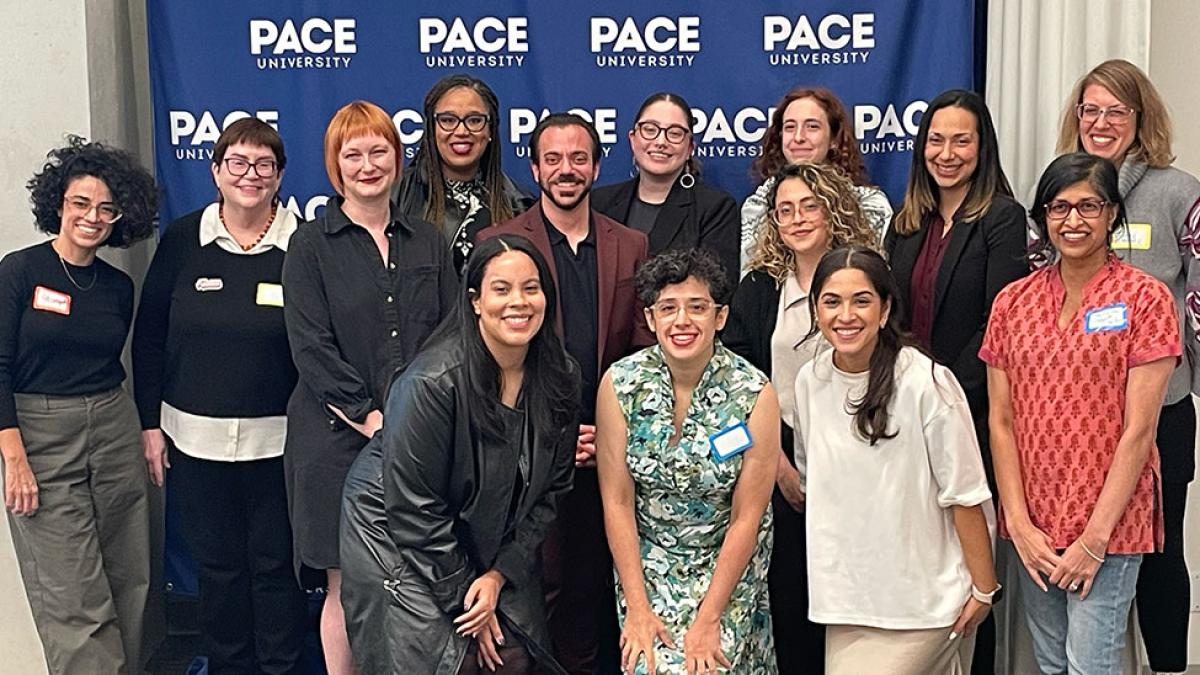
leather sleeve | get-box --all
[383,371,473,616]
[491,423,577,589]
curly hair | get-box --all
[750,86,868,186]
[27,135,158,247]
[747,163,880,285]
[1056,59,1174,169]
[635,247,733,307]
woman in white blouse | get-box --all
[792,245,997,674]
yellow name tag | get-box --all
[256,283,284,307]
[1111,223,1152,250]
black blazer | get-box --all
[885,194,1029,467]
[592,174,740,283]
[721,270,782,376]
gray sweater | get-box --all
[1114,161,1200,405]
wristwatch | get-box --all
[971,583,1004,605]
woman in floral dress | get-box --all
[596,248,779,674]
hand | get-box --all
[142,428,170,487]
[1009,520,1062,591]
[474,614,505,672]
[620,606,675,675]
[949,596,991,640]
[576,424,597,468]
[683,616,730,675]
[1049,537,1105,600]
[3,452,38,516]
[328,406,383,440]
[454,570,505,638]
[776,462,804,512]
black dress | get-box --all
[281,197,456,574]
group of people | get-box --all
[1,57,1198,675]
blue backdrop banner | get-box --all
[147,0,976,594]
[149,1,976,226]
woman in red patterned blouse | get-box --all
[980,152,1180,674]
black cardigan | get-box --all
[592,174,740,283]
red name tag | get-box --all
[32,285,71,315]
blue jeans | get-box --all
[1017,553,1142,675]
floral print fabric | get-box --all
[610,343,776,674]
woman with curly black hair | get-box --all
[0,136,157,674]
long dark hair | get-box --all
[893,89,1013,236]
[427,234,579,441]
[1028,152,1125,266]
[412,74,514,230]
[807,246,916,445]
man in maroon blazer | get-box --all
[479,113,653,674]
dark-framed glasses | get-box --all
[434,112,490,133]
[635,121,690,144]
[1075,103,1136,125]
[771,200,823,226]
[650,298,717,320]
[63,195,122,224]
[1045,198,1108,220]
[223,157,278,177]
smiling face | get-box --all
[337,133,398,205]
[773,176,832,259]
[645,275,728,365]
[473,250,547,356]
[57,175,116,261]
[924,105,980,194]
[1078,84,1138,164]
[629,100,694,179]
[532,124,599,212]
[434,86,491,182]
[815,267,889,373]
[1045,179,1116,266]
[780,96,833,164]
[212,142,282,211]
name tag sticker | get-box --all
[1111,223,1152,250]
[195,277,223,292]
[710,422,752,463]
[256,282,284,307]
[1085,303,1129,333]
[32,286,71,315]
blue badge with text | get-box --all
[710,422,753,463]
[1084,303,1129,334]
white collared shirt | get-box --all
[769,271,827,428]
[161,202,298,462]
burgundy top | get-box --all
[908,213,949,348]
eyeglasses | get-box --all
[434,112,489,133]
[635,121,690,144]
[63,195,122,224]
[1045,198,1109,220]
[222,157,278,178]
[771,200,823,226]
[650,298,717,321]
[1076,103,1136,125]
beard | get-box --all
[539,174,592,212]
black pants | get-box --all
[1135,396,1195,673]
[768,491,825,674]
[172,449,308,675]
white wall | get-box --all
[1149,1,1200,665]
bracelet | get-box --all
[1080,541,1106,563]
[970,583,1002,605]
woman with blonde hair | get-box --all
[1057,59,1200,673]
[722,161,878,673]
[282,100,457,672]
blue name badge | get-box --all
[1084,303,1129,334]
[710,422,753,463]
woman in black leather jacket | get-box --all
[340,234,580,674]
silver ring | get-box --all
[1069,582,1080,591]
